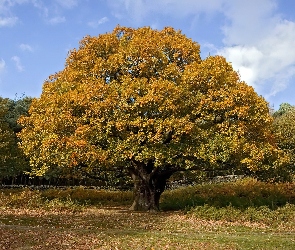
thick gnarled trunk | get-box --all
[129,163,172,211]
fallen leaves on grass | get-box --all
[0,206,293,249]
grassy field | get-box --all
[1,179,295,249]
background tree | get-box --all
[0,96,32,180]
[272,103,295,181]
[19,26,280,211]
[5,95,33,133]
[273,103,294,118]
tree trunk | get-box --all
[129,165,171,212]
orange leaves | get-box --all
[17,26,279,178]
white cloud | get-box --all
[30,0,49,18]
[29,2,65,25]
[4,0,31,5]
[0,58,5,85]
[19,43,33,52]
[219,46,264,86]
[218,2,295,97]
[0,0,75,27]
[0,0,30,11]
[107,0,295,98]
[88,17,109,28]
[0,16,18,27]
[55,0,78,9]
[48,16,66,24]
[11,56,24,72]
[108,0,224,23]
[0,0,27,27]
[221,0,278,46]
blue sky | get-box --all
[0,0,295,110]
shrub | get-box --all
[189,203,295,226]
[160,178,295,210]
[41,187,133,206]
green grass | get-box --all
[1,180,295,249]
[1,205,294,249]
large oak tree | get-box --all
[19,27,280,211]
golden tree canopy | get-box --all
[19,26,276,177]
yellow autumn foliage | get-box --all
[19,26,279,177]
